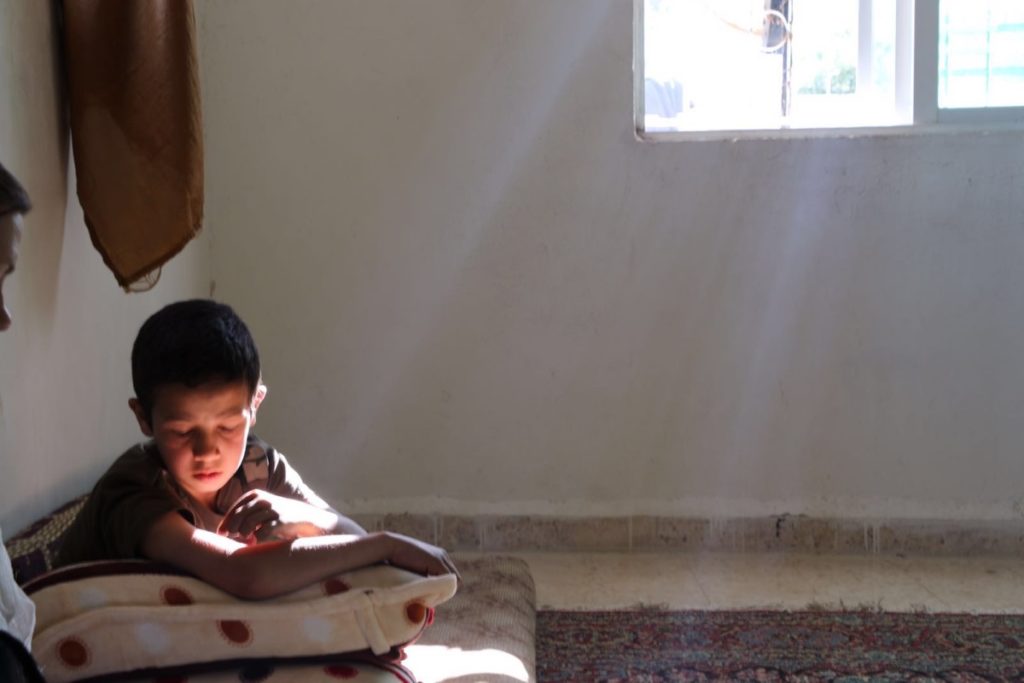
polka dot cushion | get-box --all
[24,560,455,683]
[146,657,417,681]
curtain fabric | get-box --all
[63,0,203,289]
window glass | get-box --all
[644,0,788,131]
[939,0,1024,108]
[644,0,900,132]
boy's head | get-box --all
[131,299,263,425]
[130,300,267,505]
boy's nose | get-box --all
[192,433,216,457]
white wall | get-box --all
[0,1,210,534]
[198,0,1024,521]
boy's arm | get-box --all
[217,490,365,542]
[143,511,457,599]
[251,447,367,538]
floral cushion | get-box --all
[4,496,87,585]
[25,560,456,683]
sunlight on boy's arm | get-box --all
[142,512,244,567]
[143,512,404,599]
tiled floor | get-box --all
[508,552,1024,614]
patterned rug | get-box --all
[536,609,1024,682]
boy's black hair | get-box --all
[0,162,32,217]
[131,299,261,422]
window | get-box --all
[639,0,1024,135]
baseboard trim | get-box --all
[348,513,1024,556]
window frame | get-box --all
[635,0,1024,140]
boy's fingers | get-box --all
[219,492,262,522]
[254,521,301,542]
[218,497,273,535]
[225,490,258,512]
[222,508,275,537]
[218,511,244,535]
[237,509,278,536]
[239,490,262,504]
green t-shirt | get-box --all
[55,434,330,567]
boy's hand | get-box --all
[218,490,335,543]
[381,532,461,581]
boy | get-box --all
[57,299,457,599]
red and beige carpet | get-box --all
[537,609,1024,682]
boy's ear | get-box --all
[128,398,154,437]
[250,384,267,422]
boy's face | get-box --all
[129,379,266,507]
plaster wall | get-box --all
[198,1,1024,521]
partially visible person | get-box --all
[0,162,29,331]
[0,161,44,682]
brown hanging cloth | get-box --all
[62,0,203,289]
